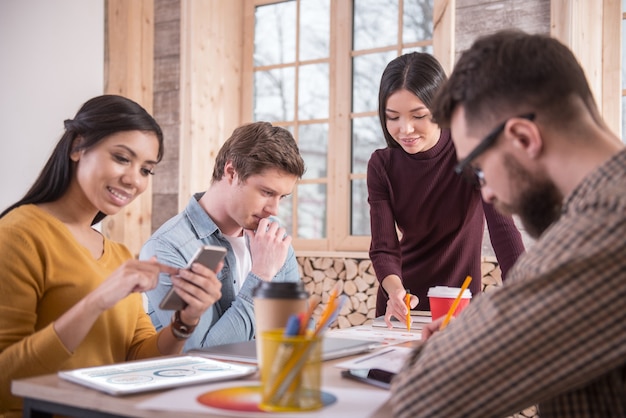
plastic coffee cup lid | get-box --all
[427,286,472,299]
[252,281,309,299]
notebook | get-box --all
[191,336,377,364]
[58,355,257,396]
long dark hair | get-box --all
[0,95,164,224]
[378,52,447,148]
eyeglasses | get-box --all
[454,113,535,187]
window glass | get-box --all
[351,178,371,236]
[299,123,328,179]
[254,1,296,66]
[278,194,294,235]
[297,184,327,238]
[353,0,399,51]
[298,63,329,120]
[403,45,433,55]
[352,116,383,174]
[254,68,295,122]
[352,51,396,114]
[403,0,433,42]
[300,0,330,61]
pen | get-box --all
[405,290,411,332]
[284,314,301,337]
[353,348,395,364]
[299,296,320,335]
[440,275,472,331]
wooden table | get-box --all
[12,346,410,418]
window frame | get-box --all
[241,0,453,254]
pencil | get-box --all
[439,276,472,331]
[314,285,338,335]
[405,290,411,331]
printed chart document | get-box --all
[59,355,257,395]
[327,325,421,344]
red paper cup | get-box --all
[427,286,472,320]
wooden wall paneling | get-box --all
[241,1,256,122]
[104,0,155,255]
[455,0,550,57]
[550,1,603,116]
[601,0,622,136]
[179,0,245,211]
[552,0,621,135]
[433,0,455,75]
[152,0,182,231]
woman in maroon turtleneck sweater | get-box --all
[368,52,525,325]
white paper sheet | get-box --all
[333,346,414,374]
[135,380,390,418]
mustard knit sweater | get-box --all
[0,205,162,417]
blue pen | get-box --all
[284,314,301,336]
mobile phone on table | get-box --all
[159,245,227,311]
[340,368,395,390]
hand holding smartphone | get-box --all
[159,245,227,311]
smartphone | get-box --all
[340,368,395,390]
[158,245,227,311]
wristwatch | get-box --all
[170,310,197,340]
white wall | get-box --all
[0,0,104,212]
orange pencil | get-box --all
[404,290,411,331]
[314,285,339,335]
[439,276,472,331]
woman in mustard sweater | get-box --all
[0,95,222,417]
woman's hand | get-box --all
[384,287,418,328]
[55,257,179,353]
[88,258,178,312]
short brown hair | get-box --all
[212,121,305,182]
[432,30,601,131]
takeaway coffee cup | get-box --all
[427,286,472,320]
[253,282,309,368]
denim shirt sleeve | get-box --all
[139,237,185,334]
[195,245,301,349]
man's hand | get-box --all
[245,217,291,281]
[421,317,445,341]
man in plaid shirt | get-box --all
[374,30,626,417]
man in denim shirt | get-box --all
[140,122,306,350]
